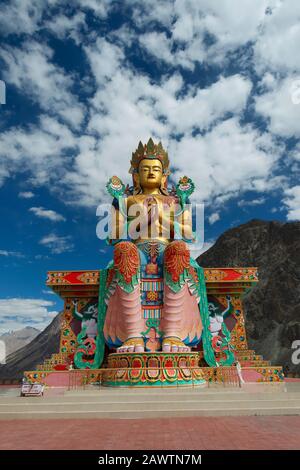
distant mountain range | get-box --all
[0,326,40,356]
[0,314,61,380]
[0,219,299,380]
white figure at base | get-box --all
[235,360,245,385]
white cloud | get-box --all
[77,0,112,18]
[0,4,293,217]
[18,191,35,199]
[0,36,277,210]
[238,197,266,207]
[0,250,24,258]
[0,0,112,37]
[0,298,58,334]
[284,186,300,221]
[60,38,254,206]
[39,233,74,254]
[128,0,300,148]
[250,2,300,140]
[133,0,276,68]
[208,212,220,225]
[255,76,300,138]
[0,166,9,187]
[254,0,300,75]
[290,143,300,162]
[0,115,77,187]
[84,38,125,84]
[139,32,199,70]
[0,41,85,128]
[169,118,280,203]
[34,254,50,260]
[29,207,66,222]
[45,12,86,45]
[131,0,173,29]
[156,74,252,135]
[0,0,45,35]
[42,289,56,295]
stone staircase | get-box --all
[1,383,300,419]
[235,350,271,367]
[36,353,70,371]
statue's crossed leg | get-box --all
[104,241,200,353]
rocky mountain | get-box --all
[0,313,61,380]
[198,219,300,376]
[0,326,40,357]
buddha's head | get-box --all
[129,138,170,194]
[138,158,163,191]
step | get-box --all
[0,406,299,419]
[4,388,298,401]
[63,385,288,397]
[1,385,300,418]
[4,392,300,405]
[1,397,300,414]
[3,395,299,406]
[3,392,300,403]
[239,365,271,368]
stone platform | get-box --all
[0,383,300,420]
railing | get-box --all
[215,366,241,388]
[67,366,241,390]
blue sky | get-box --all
[0,0,299,333]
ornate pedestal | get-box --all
[101,352,206,387]
[24,267,284,387]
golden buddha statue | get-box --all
[103,138,203,354]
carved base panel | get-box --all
[102,352,206,387]
[24,363,284,387]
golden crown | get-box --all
[129,138,170,175]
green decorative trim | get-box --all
[173,176,197,242]
[106,176,125,199]
[74,269,108,370]
[74,326,88,369]
[141,318,164,338]
[115,267,140,293]
[105,176,127,246]
[95,269,108,368]
[194,262,217,367]
[220,322,235,366]
[103,379,206,387]
[72,300,97,321]
[146,318,160,328]
[164,267,191,293]
[176,176,195,206]
[193,260,234,367]
[163,257,234,367]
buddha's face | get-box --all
[138,158,163,190]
